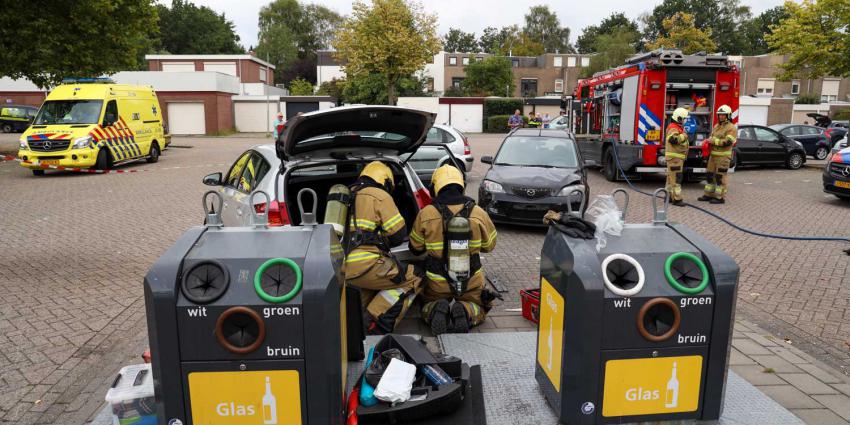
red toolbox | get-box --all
[520,288,540,324]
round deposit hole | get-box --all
[665,252,709,295]
[254,258,303,303]
[215,306,265,354]
[637,298,681,342]
[601,253,645,297]
[181,261,229,304]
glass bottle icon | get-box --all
[263,376,278,424]
[665,362,679,408]
[546,314,554,371]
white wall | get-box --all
[0,77,42,92]
[317,65,346,86]
[738,96,771,126]
[449,104,483,133]
[234,100,280,132]
[424,52,445,94]
[241,83,287,96]
[319,101,335,110]
[112,71,240,94]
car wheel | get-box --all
[146,142,160,163]
[1,124,11,133]
[32,169,44,176]
[603,148,617,182]
[786,152,804,170]
[94,149,113,171]
[815,146,829,160]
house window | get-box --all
[449,56,457,66]
[476,56,484,62]
[554,79,564,93]
[756,78,775,96]
[791,79,800,95]
[567,57,576,67]
[452,77,464,89]
[554,56,563,67]
[822,79,839,103]
[580,57,590,67]
[521,78,538,97]
[259,67,267,82]
[462,57,470,66]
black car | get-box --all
[823,146,850,201]
[770,124,832,160]
[808,112,848,147]
[735,125,807,169]
[0,104,37,133]
[478,128,588,226]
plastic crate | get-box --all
[520,288,540,324]
[104,364,155,425]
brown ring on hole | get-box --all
[215,306,266,354]
[636,297,681,342]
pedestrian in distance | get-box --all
[528,113,542,128]
[273,112,285,140]
[508,109,523,131]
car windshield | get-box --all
[34,100,103,125]
[494,136,578,168]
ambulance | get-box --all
[18,78,166,175]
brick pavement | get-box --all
[1,133,849,424]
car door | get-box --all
[752,127,785,164]
[230,151,272,225]
[801,126,824,155]
[404,145,466,189]
[735,127,758,164]
[220,151,252,225]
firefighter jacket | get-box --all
[344,183,407,280]
[665,122,689,159]
[708,121,737,158]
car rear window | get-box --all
[495,136,578,168]
[297,131,410,149]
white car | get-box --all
[428,124,473,171]
[832,133,848,154]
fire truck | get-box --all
[572,49,740,181]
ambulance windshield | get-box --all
[34,100,103,125]
[495,137,579,168]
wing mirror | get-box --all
[481,155,493,165]
[203,172,223,186]
[583,159,598,169]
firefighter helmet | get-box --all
[672,107,690,123]
[360,161,394,192]
[432,164,465,195]
[716,104,732,116]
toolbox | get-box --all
[520,288,540,324]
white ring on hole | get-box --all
[601,253,645,297]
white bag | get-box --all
[585,195,624,252]
[373,358,417,404]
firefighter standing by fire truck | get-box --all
[699,105,737,204]
[665,107,691,206]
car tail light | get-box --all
[414,188,432,209]
[462,136,471,155]
[254,201,291,226]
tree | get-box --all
[443,28,479,53]
[477,25,543,56]
[522,5,574,53]
[767,0,850,80]
[317,78,347,102]
[462,57,514,97]
[333,0,440,105]
[342,73,425,105]
[289,78,314,95]
[0,0,157,88]
[646,12,717,54]
[740,6,789,55]
[478,26,507,54]
[642,0,751,54]
[576,13,640,54]
[155,0,242,54]
[583,29,639,78]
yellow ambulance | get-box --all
[18,78,166,175]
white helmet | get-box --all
[717,105,732,115]
[672,107,689,123]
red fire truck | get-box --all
[572,49,740,181]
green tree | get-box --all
[740,6,788,55]
[317,78,347,102]
[478,25,543,56]
[342,73,425,105]
[646,12,717,54]
[333,0,440,105]
[462,57,514,96]
[478,26,508,54]
[576,13,640,54]
[582,29,639,77]
[642,0,751,54]
[767,0,850,80]
[156,0,242,54]
[289,78,314,95]
[0,0,157,88]
[443,28,479,52]
[522,5,574,53]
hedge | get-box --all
[483,98,523,131]
[486,114,529,133]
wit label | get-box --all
[612,298,632,308]
[186,307,207,317]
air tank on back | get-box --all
[324,184,351,238]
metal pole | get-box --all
[266,53,271,137]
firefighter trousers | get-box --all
[665,157,685,202]
[704,155,732,200]
[345,249,422,333]
[420,271,488,327]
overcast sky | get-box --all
[172,0,789,49]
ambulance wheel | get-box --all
[32,169,44,176]
[146,142,160,163]
[603,149,617,182]
[95,150,113,170]
[1,124,11,133]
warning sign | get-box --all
[537,277,564,392]
[188,370,302,424]
[602,355,702,417]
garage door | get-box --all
[161,62,196,72]
[234,102,278,132]
[204,62,237,76]
[286,102,319,119]
[739,105,768,126]
[167,102,206,135]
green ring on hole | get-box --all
[254,258,303,303]
[664,252,709,295]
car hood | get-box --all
[833,146,850,163]
[277,106,436,160]
[22,124,96,142]
[485,164,582,189]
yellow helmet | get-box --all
[360,161,394,191]
[431,164,464,195]
[716,104,732,116]
[672,107,690,123]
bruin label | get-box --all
[677,333,707,344]
[679,297,712,308]
[267,345,302,357]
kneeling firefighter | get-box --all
[665,107,690,206]
[344,161,422,334]
[699,105,737,204]
[409,165,498,334]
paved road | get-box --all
[0,134,848,424]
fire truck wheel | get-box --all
[603,148,617,182]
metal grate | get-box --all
[28,139,70,152]
[829,163,850,179]
[511,187,552,199]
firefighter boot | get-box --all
[709,198,726,204]
[450,301,470,333]
[423,299,451,335]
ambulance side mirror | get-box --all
[103,114,117,127]
[203,172,223,186]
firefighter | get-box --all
[699,105,737,204]
[665,107,691,206]
[344,161,421,334]
[410,165,498,334]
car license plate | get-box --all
[646,130,660,141]
[836,181,850,189]
[39,160,60,166]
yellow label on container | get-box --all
[188,370,302,425]
[602,355,702,417]
[537,277,564,392]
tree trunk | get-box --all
[387,75,397,106]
